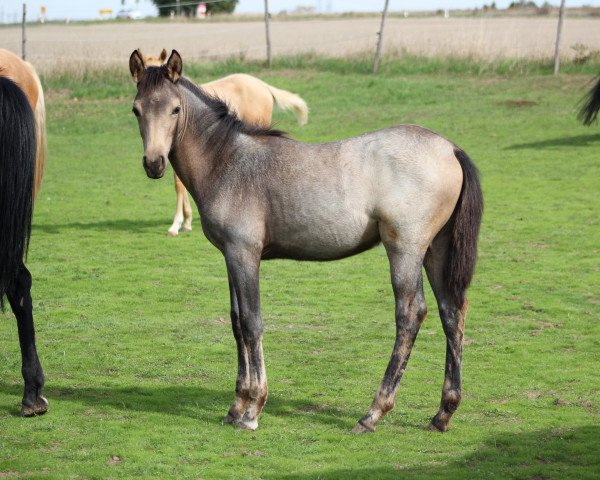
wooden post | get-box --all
[264,0,272,68]
[373,0,390,75]
[553,0,566,75]
[21,3,26,61]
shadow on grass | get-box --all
[267,425,600,479]
[0,381,360,430]
[507,133,600,150]
[33,219,170,234]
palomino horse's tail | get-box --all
[578,74,600,126]
[24,60,47,200]
[0,77,36,308]
[445,148,484,307]
[264,83,309,126]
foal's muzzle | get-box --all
[143,155,167,179]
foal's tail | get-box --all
[444,148,484,307]
[0,77,36,308]
[578,74,600,126]
[265,83,309,126]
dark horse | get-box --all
[0,75,47,416]
[129,50,483,433]
[578,74,600,125]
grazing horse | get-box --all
[578,74,600,125]
[136,49,309,236]
[0,48,48,416]
[129,50,483,433]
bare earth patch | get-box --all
[0,17,599,73]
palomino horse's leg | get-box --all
[6,261,47,417]
[424,233,467,432]
[353,243,427,433]
[223,249,267,430]
[182,184,193,233]
[168,173,192,236]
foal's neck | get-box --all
[170,85,261,204]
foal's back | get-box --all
[239,125,463,260]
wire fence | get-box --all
[4,3,599,75]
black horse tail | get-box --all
[444,147,484,307]
[0,77,36,309]
[578,74,600,126]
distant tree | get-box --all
[509,1,537,7]
[151,0,239,17]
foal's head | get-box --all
[129,49,183,179]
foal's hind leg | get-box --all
[7,261,47,417]
[353,243,427,433]
[424,234,468,432]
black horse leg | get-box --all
[6,261,47,417]
[353,248,427,433]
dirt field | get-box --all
[1,16,600,72]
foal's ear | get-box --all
[159,48,168,63]
[129,49,146,83]
[166,50,183,83]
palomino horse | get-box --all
[578,74,600,125]
[0,48,48,416]
[130,50,483,433]
[137,49,309,236]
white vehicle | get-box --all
[116,9,143,20]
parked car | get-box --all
[116,9,143,20]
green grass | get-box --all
[1,56,599,479]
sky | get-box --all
[0,0,599,22]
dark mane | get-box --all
[178,76,285,138]
[137,65,170,96]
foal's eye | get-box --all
[172,106,181,115]
[132,107,141,117]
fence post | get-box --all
[21,3,26,60]
[553,0,566,75]
[264,0,272,67]
[373,0,390,75]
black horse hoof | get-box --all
[21,396,48,417]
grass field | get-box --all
[0,56,599,479]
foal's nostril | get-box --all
[143,156,148,168]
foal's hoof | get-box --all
[182,225,192,233]
[428,417,450,432]
[352,420,376,434]
[235,417,259,431]
[167,229,179,237]
[222,413,238,425]
[21,396,48,417]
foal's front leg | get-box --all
[7,261,47,417]
[222,273,251,425]
[223,250,267,430]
